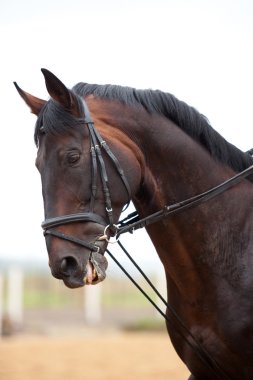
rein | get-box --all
[116,163,253,236]
[41,99,253,380]
[106,244,230,380]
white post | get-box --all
[0,273,3,337]
[7,267,23,328]
[83,284,102,325]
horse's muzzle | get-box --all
[50,251,108,289]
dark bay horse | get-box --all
[15,69,253,379]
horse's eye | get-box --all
[67,152,80,165]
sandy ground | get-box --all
[0,331,190,380]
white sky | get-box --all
[0,0,253,267]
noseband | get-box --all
[42,100,131,253]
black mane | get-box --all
[73,82,253,179]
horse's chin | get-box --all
[62,276,85,289]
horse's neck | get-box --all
[88,98,253,283]
[114,107,253,288]
[130,112,235,212]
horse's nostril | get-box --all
[60,258,67,271]
[60,256,78,276]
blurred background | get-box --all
[0,0,252,379]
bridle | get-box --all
[42,97,253,249]
[42,100,131,252]
[41,98,253,380]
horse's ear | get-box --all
[14,82,46,115]
[41,68,73,110]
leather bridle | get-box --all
[42,98,253,252]
[42,100,131,253]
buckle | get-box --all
[94,245,100,254]
[103,224,119,244]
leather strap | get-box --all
[89,145,98,212]
[117,164,253,236]
[44,228,100,252]
[42,212,107,230]
[92,126,131,210]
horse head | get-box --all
[15,69,142,288]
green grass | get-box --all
[23,274,83,309]
[17,274,162,311]
[123,318,167,332]
[23,289,72,308]
[101,289,153,308]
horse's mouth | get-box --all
[60,251,108,289]
[84,260,98,284]
[84,256,106,285]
